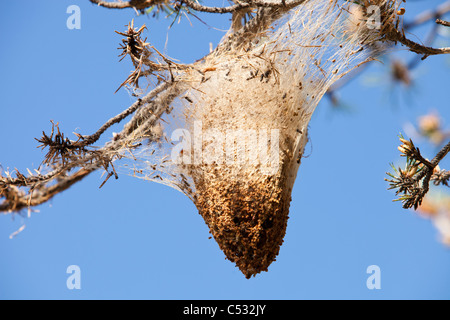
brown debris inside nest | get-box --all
[192,161,293,278]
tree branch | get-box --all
[436,18,450,27]
[89,0,159,10]
[387,137,450,210]
[0,80,180,213]
[179,0,305,14]
[386,28,450,59]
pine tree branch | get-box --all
[386,28,450,59]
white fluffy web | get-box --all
[113,0,390,198]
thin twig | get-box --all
[386,28,450,59]
[436,18,450,27]
[90,0,157,10]
[179,0,305,14]
[75,81,171,147]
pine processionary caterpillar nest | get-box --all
[113,0,398,278]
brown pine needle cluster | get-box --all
[115,20,187,93]
[116,20,153,92]
[35,121,87,167]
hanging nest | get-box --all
[113,0,399,277]
[177,53,311,277]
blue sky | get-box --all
[0,0,450,299]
